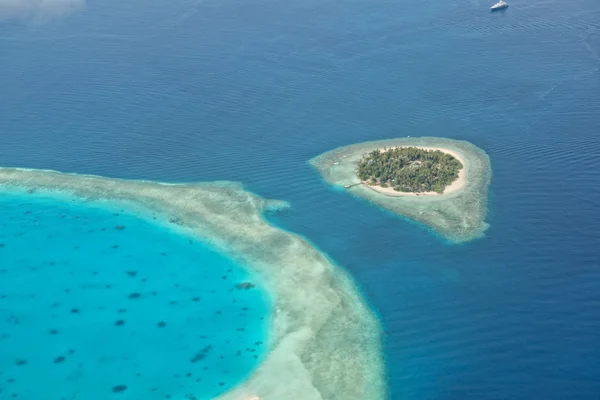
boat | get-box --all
[491,0,508,10]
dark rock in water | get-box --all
[15,359,27,366]
[112,385,127,393]
[169,217,184,225]
[235,282,255,290]
[0,244,4,248]
[54,356,66,364]
[115,225,126,230]
[126,271,137,277]
[114,320,125,326]
[190,345,212,363]
[128,293,141,299]
[157,321,167,328]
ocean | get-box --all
[1,0,600,398]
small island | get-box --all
[358,147,463,194]
[309,137,492,242]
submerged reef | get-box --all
[309,137,492,242]
[0,168,386,400]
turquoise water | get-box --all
[0,193,270,400]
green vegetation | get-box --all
[357,147,463,194]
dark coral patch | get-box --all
[190,345,212,363]
[235,282,255,290]
[112,385,127,393]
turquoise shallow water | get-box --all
[0,193,270,400]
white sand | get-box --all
[362,146,466,197]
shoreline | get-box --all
[0,167,387,400]
[362,146,467,197]
[309,137,492,243]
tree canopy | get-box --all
[357,147,463,194]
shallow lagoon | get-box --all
[0,193,270,400]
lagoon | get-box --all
[0,191,270,400]
[0,168,385,400]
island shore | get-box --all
[0,168,386,400]
[310,137,492,242]
[363,146,466,197]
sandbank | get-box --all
[0,168,386,400]
[309,137,492,242]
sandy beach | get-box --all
[362,146,467,197]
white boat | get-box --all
[491,0,508,10]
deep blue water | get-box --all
[0,193,270,399]
[1,0,600,398]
